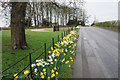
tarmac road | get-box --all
[73,27,118,78]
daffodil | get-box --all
[24,70,29,75]
[51,73,55,77]
[51,69,54,73]
[54,67,57,70]
[68,46,71,48]
[64,53,66,56]
[61,42,64,46]
[40,72,43,75]
[44,72,46,75]
[43,69,46,72]
[48,51,51,53]
[41,75,45,79]
[69,65,71,68]
[71,59,74,62]
[51,75,53,78]
[61,49,64,53]
[56,72,58,75]
[55,52,60,56]
[70,57,72,60]
[47,77,50,80]
[14,73,18,80]
[51,47,53,51]
[65,61,69,64]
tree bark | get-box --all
[11,2,28,49]
[50,2,53,27]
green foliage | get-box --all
[95,21,118,27]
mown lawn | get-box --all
[2,30,62,78]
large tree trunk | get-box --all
[11,2,28,49]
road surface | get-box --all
[73,27,118,78]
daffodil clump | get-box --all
[13,30,78,79]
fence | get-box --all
[1,26,77,79]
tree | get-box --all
[11,2,28,49]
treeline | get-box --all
[95,21,119,27]
[24,1,87,27]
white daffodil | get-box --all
[65,49,68,52]
[47,63,49,65]
[51,62,53,64]
[31,64,36,67]
[36,63,40,66]
[34,68,37,73]
[42,65,45,67]
[41,59,44,61]
[49,58,53,62]
[61,58,65,62]
[49,56,52,59]
[51,53,55,58]
[54,59,57,62]
[36,60,40,62]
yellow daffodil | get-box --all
[70,57,72,60]
[47,77,50,80]
[51,69,54,73]
[69,65,71,68]
[52,73,55,77]
[41,75,45,79]
[71,59,74,62]
[64,53,66,56]
[40,72,43,75]
[55,44,60,48]
[61,49,64,53]
[68,46,71,48]
[14,73,18,80]
[51,47,53,51]
[43,69,46,72]
[61,42,64,46]
[24,70,29,75]
[51,75,53,78]
[54,67,57,70]
[56,72,58,75]
[44,72,46,75]
[48,51,51,53]
[65,61,69,64]
[47,60,49,62]
[55,52,60,56]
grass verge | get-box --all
[2,30,61,78]
[95,26,119,32]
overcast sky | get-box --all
[0,0,119,27]
[84,0,119,25]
